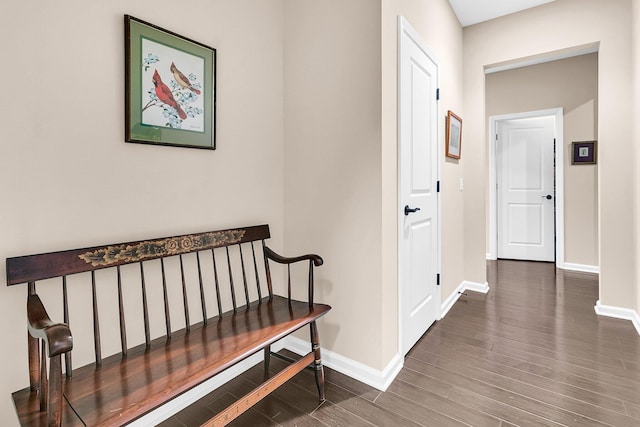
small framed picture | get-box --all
[446,110,462,159]
[571,141,597,165]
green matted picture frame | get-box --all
[125,15,216,149]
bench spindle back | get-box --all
[7,225,278,379]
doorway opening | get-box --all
[484,51,599,273]
[488,109,565,266]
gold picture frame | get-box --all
[446,110,462,159]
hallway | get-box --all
[161,261,640,426]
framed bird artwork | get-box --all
[125,15,216,149]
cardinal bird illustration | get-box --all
[152,69,187,120]
[170,62,201,95]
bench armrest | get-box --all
[263,246,324,305]
[264,246,323,266]
[27,294,73,357]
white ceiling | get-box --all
[448,0,556,27]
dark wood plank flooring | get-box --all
[159,260,640,426]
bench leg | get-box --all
[48,355,63,427]
[263,345,271,376]
[28,331,40,392]
[310,321,325,401]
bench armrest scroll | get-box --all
[264,246,323,266]
[27,294,73,357]
[263,246,323,306]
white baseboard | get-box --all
[441,280,490,319]
[127,340,286,426]
[440,283,465,319]
[594,300,640,336]
[486,258,599,275]
[278,281,489,393]
[283,335,403,392]
[463,280,491,294]
[562,263,600,274]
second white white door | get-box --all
[497,116,555,262]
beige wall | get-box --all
[283,0,383,368]
[0,0,285,423]
[486,53,599,267]
[634,0,640,314]
[283,0,464,371]
[464,0,634,308]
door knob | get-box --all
[404,205,421,216]
[543,194,553,200]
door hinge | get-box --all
[436,88,440,100]
[436,274,441,286]
[437,181,440,193]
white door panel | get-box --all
[497,117,555,262]
[408,219,434,316]
[508,204,543,244]
[399,17,439,355]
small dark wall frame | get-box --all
[571,141,597,165]
[125,15,216,149]
[446,110,462,160]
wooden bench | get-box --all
[6,224,330,426]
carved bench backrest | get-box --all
[7,225,274,369]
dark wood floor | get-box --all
[159,260,640,426]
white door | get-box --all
[398,17,439,355]
[497,116,555,261]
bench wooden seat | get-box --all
[7,225,330,426]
